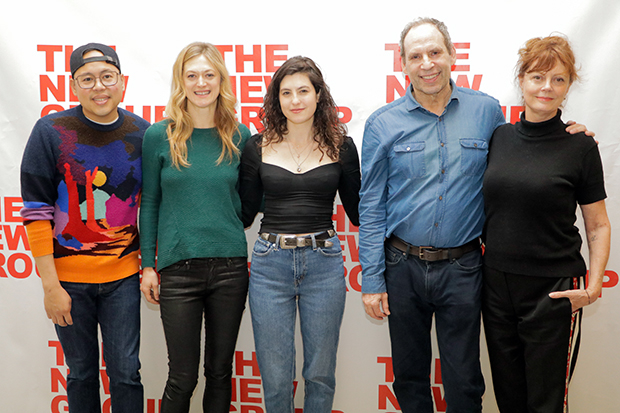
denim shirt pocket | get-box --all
[459,139,488,176]
[393,142,426,178]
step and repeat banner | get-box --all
[1,0,619,412]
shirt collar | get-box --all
[405,78,459,113]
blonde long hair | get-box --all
[166,42,240,168]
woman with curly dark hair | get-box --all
[239,56,360,413]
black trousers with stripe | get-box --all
[482,265,579,413]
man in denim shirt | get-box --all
[360,18,591,412]
[359,18,503,412]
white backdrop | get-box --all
[1,1,619,412]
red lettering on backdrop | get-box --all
[0,198,32,279]
[345,235,360,262]
[386,75,407,103]
[51,395,69,413]
[604,271,619,289]
[347,265,362,292]
[51,368,67,392]
[385,43,401,72]
[236,45,262,73]
[49,341,65,365]
[431,386,447,412]
[6,252,32,278]
[41,105,65,117]
[452,43,471,72]
[378,384,400,410]
[332,204,348,233]
[0,252,35,278]
[38,45,63,72]
[40,75,66,102]
[64,46,74,73]
[146,399,162,413]
[100,369,110,395]
[240,378,262,403]
[241,107,263,132]
[265,45,288,72]
[232,351,265,412]
[4,197,23,222]
[454,74,482,90]
[102,398,111,413]
[240,76,264,104]
[377,356,394,382]
[235,350,260,376]
[215,44,233,59]
[337,106,352,124]
[510,106,525,124]
[431,358,446,412]
[434,358,442,384]
[3,225,30,250]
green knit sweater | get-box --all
[140,120,251,271]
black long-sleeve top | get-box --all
[239,134,360,233]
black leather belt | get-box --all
[260,229,336,249]
[387,236,480,261]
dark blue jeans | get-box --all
[384,244,484,413]
[57,273,143,413]
[158,257,249,413]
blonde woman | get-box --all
[140,42,251,413]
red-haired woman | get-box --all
[482,35,610,413]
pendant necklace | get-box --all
[287,138,314,172]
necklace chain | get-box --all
[286,138,314,172]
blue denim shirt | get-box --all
[359,81,505,294]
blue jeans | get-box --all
[158,257,249,413]
[249,233,346,413]
[57,273,143,413]
[384,244,484,413]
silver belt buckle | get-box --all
[280,235,299,249]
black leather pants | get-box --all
[158,257,249,413]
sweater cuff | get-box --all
[24,220,54,257]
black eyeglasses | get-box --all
[74,71,120,89]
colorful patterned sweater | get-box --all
[20,106,150,283]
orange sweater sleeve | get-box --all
[24,220,54,257]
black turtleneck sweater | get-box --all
[482,110,606,278]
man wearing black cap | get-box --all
[20,43,149,412]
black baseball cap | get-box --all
[70,43,121,76]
